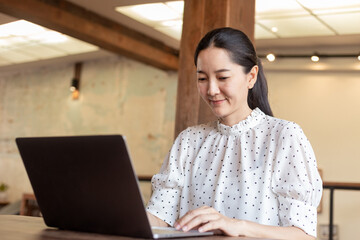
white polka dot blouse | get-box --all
[146,108,323,237]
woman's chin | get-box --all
[211,110,226,119]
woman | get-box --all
[146,27,322,240]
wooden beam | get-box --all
[175,0,256,136]
[174,0,205,136]
[0,0,179,71]
[227,0,256,43]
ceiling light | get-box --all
[5,36,28,45]
[119,3,180,21]
[70,78,79,92]
[161,20,183,27]
[311,53,320,62]
[271,27,278,33]
[165,1,184,15]
[0,20,45,37]
[29,31,68,44]
[266,53,276,62]
[115,1,183,40]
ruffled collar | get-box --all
[217,108,265,136]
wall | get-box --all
[0,55,178,203]
[265,58,360,240]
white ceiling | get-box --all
[255,0,360,38]
[0,17,99,68]
[65,0,360,48]
[0,0,360,72]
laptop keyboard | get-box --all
[152,227,187,234]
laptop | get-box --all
[16,135,214,239]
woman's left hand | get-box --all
[174,206,244,237]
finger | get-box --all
[181,213,221,232]
[175,206,216,229]
[199,218,239,237]
[175,206,213,229]
[198,219,224,233]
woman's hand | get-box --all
[174,206,244,237]
[174,207,315,240]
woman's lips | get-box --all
[209,99,226,106]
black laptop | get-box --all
[16,135,213,239]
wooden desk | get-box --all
[0,215,274,240]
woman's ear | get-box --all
[248,65,259,89]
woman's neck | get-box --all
[219,107,253,127]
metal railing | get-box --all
[323,182,360,240]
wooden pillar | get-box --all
[175,0,256,136]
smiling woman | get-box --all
[196,47,258,126]
[146,27,323,240]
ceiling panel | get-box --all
[0,36,29,47]
[155,25,182,40]
[312,7,360,15]
[297,0,360,11]
[255,0,308,19]
[319,12,360,35]
[19,44,67,59]
[0,19,99,68]
[47,38,99,54]
[255,24,278,39]
[0,49,37,63]
[257,16,335,38]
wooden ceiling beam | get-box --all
[0,0,179,71]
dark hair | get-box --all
[194,27,273,117]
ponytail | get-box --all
[248,59,273,116]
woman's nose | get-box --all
[207,80,220,96]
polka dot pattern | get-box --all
[146,108,323,237]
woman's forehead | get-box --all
[196,47,245,72]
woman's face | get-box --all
[196,47,258,126]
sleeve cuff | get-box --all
[277,195,318,237]
[146,188,181,226]
[146,203,176,227]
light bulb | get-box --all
[271,27,278,33]
[266,53,276,62]
[311,55,319,62]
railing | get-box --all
[138,175,152,182]
[323,182,360,240]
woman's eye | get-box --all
[198,77,207,81]
[218,77,229,80]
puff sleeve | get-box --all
[146,131,185,226]
[271,122,323,237]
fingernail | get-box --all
[175,224,180,230]
[198,227,203,232]
[182,226,188,231]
